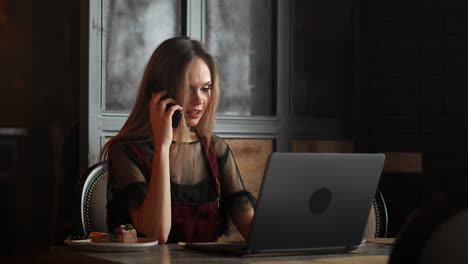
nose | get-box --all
[190,90,203,105]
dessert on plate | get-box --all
[90,224,137,243]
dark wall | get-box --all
[0,0,80,254]
[0,1,31,126]
[366,0,468,235]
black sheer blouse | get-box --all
[106,135,256,237]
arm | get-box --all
[129,91,182,243]
[129,144,172,243]
[216,138,256,240]
[232,208,254,239]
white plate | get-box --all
[64,238,158,252]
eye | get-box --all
[201,85,212,92]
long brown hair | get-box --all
[100,36,220,161]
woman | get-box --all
[100,36,255,244]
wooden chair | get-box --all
[74,161,109,236]
[363,189,389,238]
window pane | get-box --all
[292,0,355,118]
[104,0,181,112]
[205,0,275,116]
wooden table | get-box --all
[49,241,393,264]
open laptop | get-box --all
[184,152,385,256]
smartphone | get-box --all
[148,82,182,128]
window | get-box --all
[104,0,182,112]
[205,0,275,116]
[86,0,358,165]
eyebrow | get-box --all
[190,81,212,88]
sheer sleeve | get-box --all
[106,142,149,231]
[213,136,256,217]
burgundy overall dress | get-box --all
[126,137,221,243]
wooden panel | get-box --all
[383,152,422,174]
[292,139,354,153]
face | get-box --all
[183,57,212,128]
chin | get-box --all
[185,120,200,128]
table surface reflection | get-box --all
[50,241,393,264]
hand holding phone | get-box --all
[160,95,182,128]
[148,82,182,129]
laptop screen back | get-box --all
[246,153,385,251]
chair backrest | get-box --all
[74,161,109,236]
[363,189,389,238]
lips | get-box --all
[185,110,202,119]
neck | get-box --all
[172,129,198,142]
[189,131,198,141]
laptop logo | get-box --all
[309,188,332,214]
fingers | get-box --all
[150,90,167,109]
[150,91,183,117]
[152,89,167,100]
[158,97,178,112]
[166,103,183,116]
[151,91,174,112]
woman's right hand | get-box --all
[149,90,183,148]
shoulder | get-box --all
[109,140,131,155]
[211,134,227,145]
[211,134,230,151]
[209,135,234,162]
[109,139,152,158]
[108,140,125,155]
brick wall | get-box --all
[368,0,468,189]
[367,0,468,235]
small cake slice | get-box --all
[110,224,138,243]
[89,232,109,242]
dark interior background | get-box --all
[0,0,81,253]
[366,0,468,237]
[0,0,467,254]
